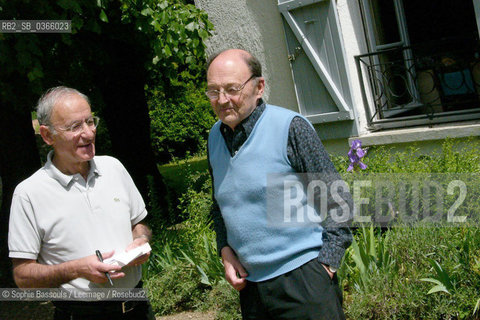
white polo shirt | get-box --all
[8,151,147,290]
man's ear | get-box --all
[39,125,54,146]
[255,77,265,98]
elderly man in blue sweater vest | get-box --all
[206,49,353,319]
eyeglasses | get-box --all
[53,116,100,134]
[205,75,256,100]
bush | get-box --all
[145,167,241,318]
[202,281,242,320]
[145,263,208,315]
[148,72,216,163]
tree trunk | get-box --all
[92,37,169,223]
[0,102,41,287]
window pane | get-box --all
[369,0,401,46]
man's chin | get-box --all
[220,116,240,128]
[78,153,95,162]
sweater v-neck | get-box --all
[224,105,269,162]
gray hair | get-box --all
[36,86,90,127]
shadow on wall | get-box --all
[245,0,299,110]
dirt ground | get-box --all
[157,311,215,320]
[0,301,215,320]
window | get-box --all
[357,0,480,129]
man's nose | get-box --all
[80,123,96,138]
[217,91,230,104]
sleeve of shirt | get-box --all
[8,192,41,260]
[207,142,229,256]
[288,116,353,269]
[114,158,148,226]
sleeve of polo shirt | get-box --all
[8,192,41,260]
[115,159,148,226]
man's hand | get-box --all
[125,222,152,267]
[12,252,124,288]
[125,236,151,267]
[321,263,335,279]
[221,246,248,291]
[77,251,125,283]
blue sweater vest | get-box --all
[208,104,323,281]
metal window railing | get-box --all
[355,40,480,130]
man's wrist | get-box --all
[220,246,234,261]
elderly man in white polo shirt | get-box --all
[8,86,155,320]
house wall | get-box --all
[194,0,480,156]
[194,0,374,154]
[194,0,299,112]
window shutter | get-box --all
[279,0,357,138]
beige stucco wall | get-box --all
[194,0,299,112]
[336,0,369,136]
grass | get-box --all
[343,225,480,319]
[158,155,208,195]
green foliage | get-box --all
[130,0,215,162]
[332,138,480,174]
[201,281,242,320]
[132,0,216,162]
[145,262,207,315]
[343,226,397,294]
[343,226,480,319]
[144,167,241,317]
[157,155,209,224]
[158,156,208,195]
[332,138,480,231]
[474,298,480,317]
[175,170,224,285]
[421,258,456,295]
[180,233,224,287]
[0,0,214,164]
[149,75,216,162]
[337,139,480,319]
[119,0,214,78]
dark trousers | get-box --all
[53,300,155,320]
[53,282,155,320]
[240,258,345,320]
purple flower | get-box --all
[347,139,367,172]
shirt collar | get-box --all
[44,150,100,187]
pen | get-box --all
[95,250,114,286]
